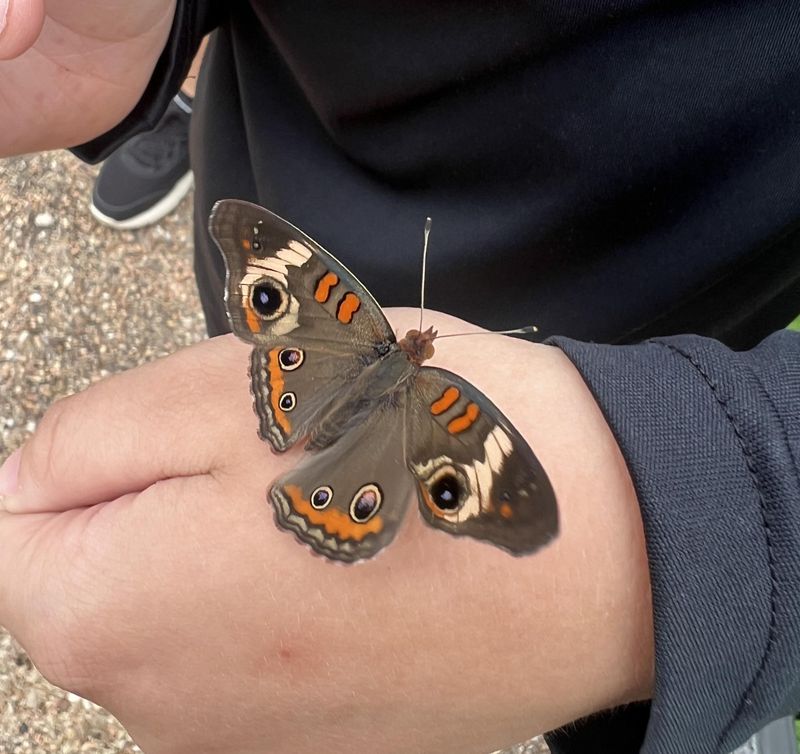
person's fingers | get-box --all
[0,492,143,687]
[0,335,255,514]
[0,0,45,61]
[0,509,60,642]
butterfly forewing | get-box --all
[209,200,395,349]
[210,199,397,453]
[406,367,558,556]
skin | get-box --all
[0,308,654,754]
[0,0,176,155]
[179,35,207,99]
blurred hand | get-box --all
[0,0,176,155]
[0,309,653,754]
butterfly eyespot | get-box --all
[278,348,304,371]
[279,392,297,411]
[310,486,333,510]
[350,484,382,523]
[415,462,470,517]
[250,280,287,320]
[430,473,462,511]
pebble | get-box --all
[34,211,55,228]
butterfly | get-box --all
[209,200,558,563]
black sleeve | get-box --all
[544,330,800,754]
[70,0,221,164]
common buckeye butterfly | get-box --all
[209,200,558,563]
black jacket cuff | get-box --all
[545,332,800,754]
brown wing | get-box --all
[208,199,395,349]
[405,367,558,556]
[269,394,414,563]
[209,200,398,453]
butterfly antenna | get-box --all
[435,325,540,340]
[419,217,432,332]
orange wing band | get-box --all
[447,403,481,434]
[245,302,262,334]
[314,271,340,303]
[284,485,383,541]
[268,349,291,434]
[430,386,460,415]
[418,483,449,519]
[337,292,361,324]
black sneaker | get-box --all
[91,94,194,230]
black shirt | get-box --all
[77,0,800,347]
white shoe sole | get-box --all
[90,171,194,230]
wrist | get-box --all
[386,307,655,724]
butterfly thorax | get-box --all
[306,348,415,451]
[398,326,437,367]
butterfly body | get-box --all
[299,344,413,452]
[210,200,558,563]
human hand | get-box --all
[0,309,653,754]
[0,0,176,155]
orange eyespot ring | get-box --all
[419,463,468,516]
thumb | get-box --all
[0,0,46,61]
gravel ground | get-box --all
[0,150,204,754]
[0,151,550,754]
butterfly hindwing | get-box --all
[269,396,414,562]
[406,367,558,556]
[249,344,371,452]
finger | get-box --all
[0,495,138,679]
[1,335,255,514]
[0,509,59,641]
[0,0,46,61]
